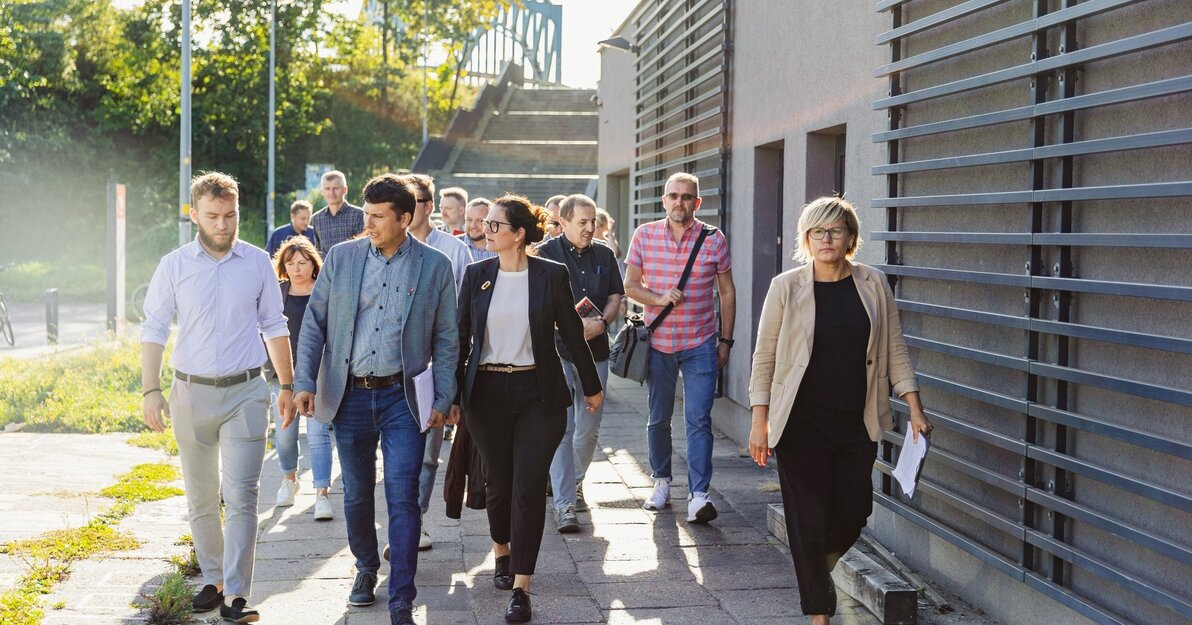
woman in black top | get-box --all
[451,195,603,623]
[747,197,931,625]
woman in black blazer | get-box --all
[451,194,603,623]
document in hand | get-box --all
[575,296,602,319]
[892,428,930,497]
[413,367,435,433]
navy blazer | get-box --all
[294,235,459,426]
[456,255,602,412]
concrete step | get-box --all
[483,112,599,141]
[507,87,597,113]
[453,142,597,175]
[431,175,594,205]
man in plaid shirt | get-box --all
[311,170,365,256]
[624,172,737,524]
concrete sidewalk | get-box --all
[19,375,1000,625]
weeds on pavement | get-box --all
[129,430,180,456]
[138,571,194,625]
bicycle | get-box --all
[0,264,14,346]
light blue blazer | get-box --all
[294,235,459,426]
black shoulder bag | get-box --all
[609,226,714,383]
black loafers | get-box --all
[505,588,532,623]
[220,597,260,624]
[494,555,514,590]
[191,584,223,612]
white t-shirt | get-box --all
[479,269,534,366]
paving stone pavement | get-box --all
[6,375,1002,625]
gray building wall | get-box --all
[597,2,1191,624]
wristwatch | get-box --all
[280,383,294,391]
[718,337,735,348]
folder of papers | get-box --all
[892,428,930,497]
[413,367,435,433]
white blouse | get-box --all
[479,269,534,365]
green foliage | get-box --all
[0,584,44,625]
[0,338,173,432]
[168,547,200,578]
[7,524,139,562]
[100,463,183,503]
[128,430,180,456]
[139,571,193,625]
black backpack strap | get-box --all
[647,225,715,333]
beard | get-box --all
[197,223,238,253]
[468,232,485,242]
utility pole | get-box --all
[179,0,192,247]
[267,0,277,240]
[421,0,429,148]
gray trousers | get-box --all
[170,376,270,597]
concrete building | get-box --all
[597,2,1191,625]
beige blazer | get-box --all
[748,261,918,446]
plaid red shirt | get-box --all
[625,218,732,353]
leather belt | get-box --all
[175,368,262,388]
[477,363,537,374]
[348,373,403,389]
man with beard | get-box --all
[624,172,737,524]
[457,197,497,261]
[141,171,294,624]
[437,187,468,235]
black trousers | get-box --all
[466,370,566,575]
[773,406,878,616]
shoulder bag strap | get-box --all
[647,225,715,333]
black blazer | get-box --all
[456,255,602,412]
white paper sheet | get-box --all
[413,367,435,433]
[892,427,930,497]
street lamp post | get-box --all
[267,0,277,241]
[421,0,428,149]
[179,0,192,247]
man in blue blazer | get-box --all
[293,173,458,625]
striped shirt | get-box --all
[311,203,364,255]
[625,218,732,353]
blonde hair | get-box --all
[190,171,239,205]
[794,196,862,264]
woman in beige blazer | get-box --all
[748,196,931,625]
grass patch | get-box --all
[169,548,200,578]
[138,571,194,625]
[128,430,179,456]
[0,337,173,433]
[0,260,159,304]
[99,464,183,503]
[0,460,184,624]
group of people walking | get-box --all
[140,168,929,625]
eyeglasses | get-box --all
[483,219,515,234]
[549,221,561,228]
[417,198,432,204]
[808,227,848,240]
[664,192,698,202]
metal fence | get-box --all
[631,0,731,229]
[871,1,1191,624]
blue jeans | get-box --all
[549,358,610,510]
[646,336,719,495]
[334,384,425,612]
[271,380,334,488]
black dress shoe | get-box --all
[390,607,415,625]
[191,584,223,611]
[494,555,513,590]
[505,588,532,623]
[220,597,260,624]
[348,571,377,606]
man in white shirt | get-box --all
[141,172,294,623]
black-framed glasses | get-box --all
[416,197,432,204]
[483,219,515,234]
[808,226,848,240]
[664,192,698,202]
[549,221,561,228]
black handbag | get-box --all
[609,225,713,383]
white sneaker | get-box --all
[419,515,432,551]
[687,491,718,524]
[313,492,334,520]
[642,478,671,511]
[275,479,298,507]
